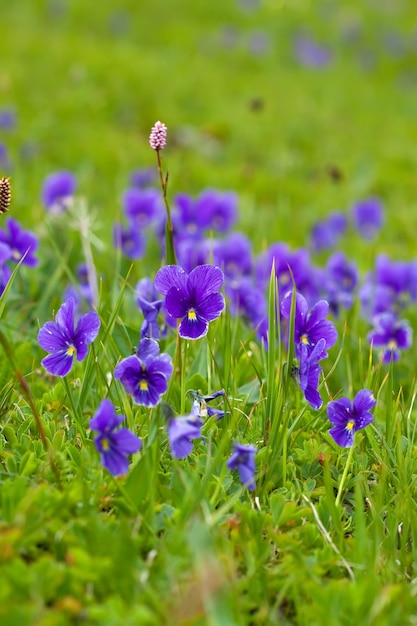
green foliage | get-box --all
[1,0,417,623]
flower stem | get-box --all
[156,149,177,265]
[0,330,61,488]
[335,442,355,508]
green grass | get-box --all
[1,1,417,624]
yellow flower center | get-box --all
[139,380,149,391]
[66,345,76,356]
[388,339,397,350]
[300,334,309,345]
[346,420,355,431]
[101,437,110,450]
[188,308,197,321]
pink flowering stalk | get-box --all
[149,120,176,264]
[149,121,167,151]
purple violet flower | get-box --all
[195,189,238,233]
[0,109,16,131]
[294,35,332,68]
[90,399,142,476]
[352,197,384,240]
[281,291,337,357]
[368,312,412,363]
[130,167,156,189]
[213,232,253,277]
[227,442,257,491]
[328,389,376,448]
[38,297,100,376]
[41,170,76,213]
[154,264,225,340]
[168,402,203,459]
[135,277,164,339]
[0,217,39,267]
[324,252,358,316]
[114,338,173,406]
[295,338,328,410]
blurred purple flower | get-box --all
[0,217,39,267]
[310,212,347,252]
[295,35,332,68]
[122,188,164,228]
[135,277,164,339]
[328,389,376,447]
[154,264,225,340]
[0,109,16,130]
[213,232,253,277]
[113,222,146,260]
[90,399,142,476]
[42,170,76,213]
[130,167,156,189]
[114,338,173,406]
[368,312,412,363]
[227,442,257,491]
[352,197,384,240]
[38,297,100,376]
[324,252,358,316]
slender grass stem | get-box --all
[335,443,355,508]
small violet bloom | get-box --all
[368,312,412,363]
[114,338,173,406]
[0,217,39,267]
[41,170,77,213]
[168,402,203,459]
[135,277,164,339]
[38,297,100,376]
[328,389,376,448]
[295,338,328,410]
[281,291,337,357]
[90,399,142,476]
[352,197,384,240]
[154,264,225,340]
[227,442,257,491]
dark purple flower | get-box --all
[352,197,384,240]
[168,403,203,459]
[90,399,142,476]
[154,264,225,340]
[225,276,266,328]
[122,188,164,228]
[281,291,337,356]
[63,263,95,314]
[227,442,257,491]
[114,338,173,406]
[0,218,39,267]
[310,212,347,252]
[38,298,100,376]
[295,338,327,410]
[172,193,205,238]
[113,222,146,260]
[328,389,376,448]
[42,170,76,213]
[368,312,412,363]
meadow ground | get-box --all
[1,1,417,624]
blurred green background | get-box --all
[2,0,417,251]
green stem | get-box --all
[0,330,61,488]
[335,443,355,508]
[61,377,87,443]
[156,149,177,265]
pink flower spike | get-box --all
[149,121,167,150]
